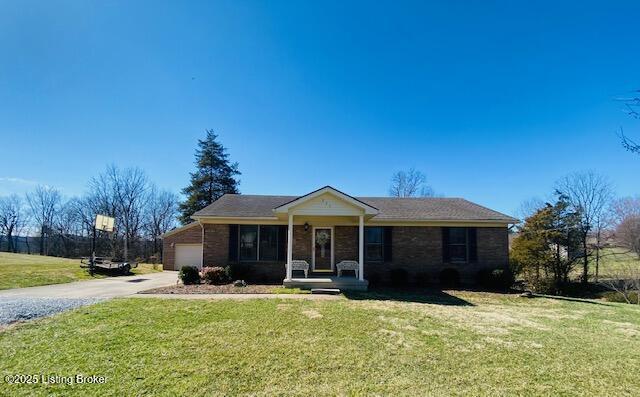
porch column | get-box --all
[286,213,293,281]
[358,214,364,281]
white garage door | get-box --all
[175,244,203,269]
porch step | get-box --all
[311,288,341,295]
[283,277,368,291]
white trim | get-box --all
[161,222,200,238]
[192,216,513,227]
[358,215,364,281]
[312,226,334,272]
[200,221,204,268]
[273,186,378,215]
[286,214,293,281]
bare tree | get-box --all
[515,197,546,227]
[599,263,640,304]
[389,168,435,197]
[0,195,24,252]
[53,198,86,257]
[26,186,61,256]
[104,165,149,261]
[145,185,178,261]
[611,196,640,258]
[555,171,614,283]
[618,90,640,154]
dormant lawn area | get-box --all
[0,252,161,290]
[1,291,639,396]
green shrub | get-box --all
[228,263,250,280]
[178,266,200,285]
[415,272,430,287]
[602,291,639,304]
[476,268,514,290]
[389,268,409,286]
[201,266,229,285]
[439,268,460,288]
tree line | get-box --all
[0,166,179,262]
[512,170,640,294]
[0,130,242,261]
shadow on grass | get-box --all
[530,293,614,306]
[343,287,474,306]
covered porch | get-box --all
[273,186,378,291]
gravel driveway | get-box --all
[0,271,177,325]
[0,297,103,325]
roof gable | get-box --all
[273,186,378,216]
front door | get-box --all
[313,227,333,271]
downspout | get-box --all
[199,219,205,269]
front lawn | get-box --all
[0,252,162,290]
[1,290,639,396]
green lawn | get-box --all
[1,291,639,396]
[0,252,162,290]
[594,247,640,279]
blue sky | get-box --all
[1,1,639,216]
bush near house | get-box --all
[439,268,460,287]
[389,268,409,286]
[178,265,200,285]
[476,268,514,291]
[201,266,229,285]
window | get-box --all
[259,226,278,261]
[239,225,258,261]
[237,225,280,262]
[365,227,384,262]
[447,227,468,263]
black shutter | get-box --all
[228,224,239,262]
[468,227,478,263]
[442,227,451,263]
[277,225,288,261]
[383,226,393,262]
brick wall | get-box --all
[162,224,202,270]
[292,225,311,263]
[334,226,358,263]
[203,224,229,267]
[365,226,509,284]
[164,223,510,284]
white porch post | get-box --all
[358,214,364,281]
[286,213,293,281]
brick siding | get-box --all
[164,223,509,284]
[162,224,202,270]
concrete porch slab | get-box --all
[283,277,368,291]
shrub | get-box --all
[439,268,460,288]
[367,273,382,286]
[389,268,409,286]
[476,268,514,290]
[602,291,640,304]
[415,272,430,287]
[201,266,230,285]
[228,263,250,280]
[179,266,200,285]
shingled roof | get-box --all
[192,194,516,223]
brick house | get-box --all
[162,186,516,290]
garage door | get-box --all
[175,244,203,269]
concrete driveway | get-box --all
[0,271,179,299]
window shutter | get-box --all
[277,225,288,261]
[442,227,451,263]
[383,226,393,262]
[228,224,239,261]
[468,227,478,263]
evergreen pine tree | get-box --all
[179,130,240,224]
